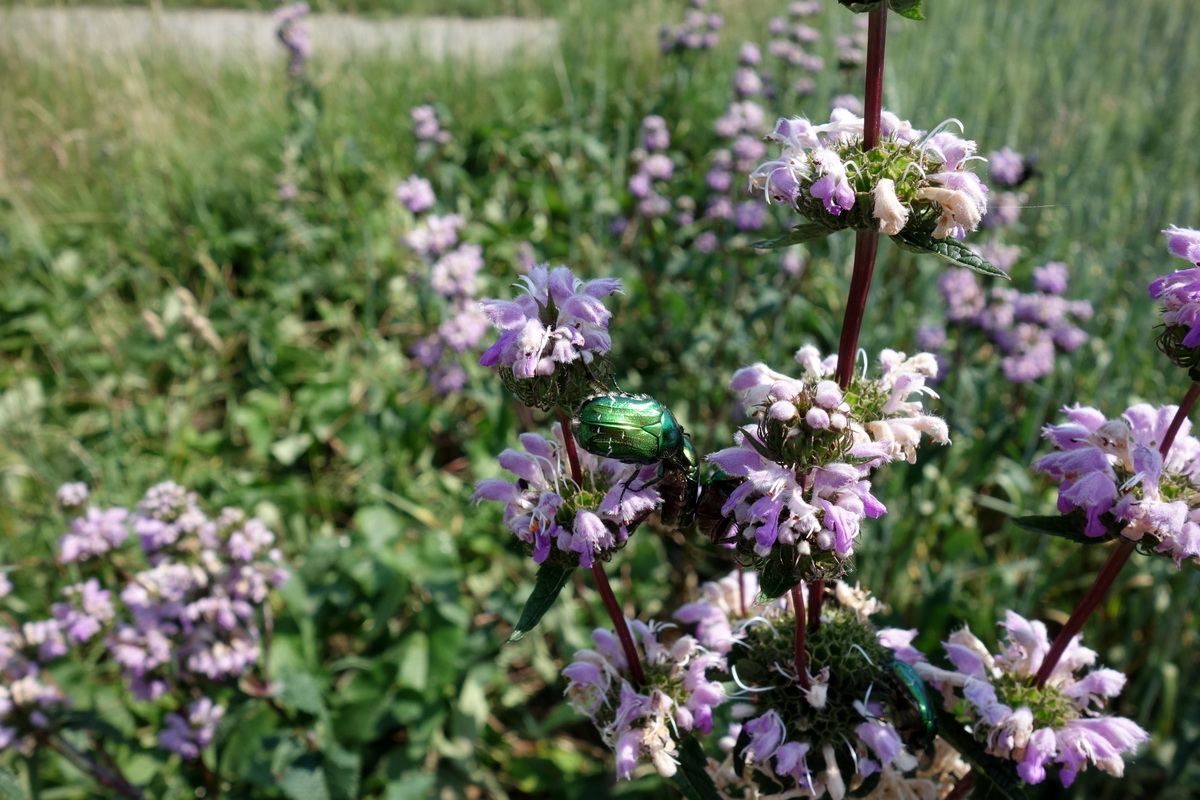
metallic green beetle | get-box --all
[573,394,700,530]
[885,659,937,755]
[572,394,686,465]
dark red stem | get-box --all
[591,562,647,687]
[834,6,887,389]
[555,405,584,485]
[943,771,974,800]
[835,235,881,389]
[863,5,888,152]
[792,584,810,690]
[554,407,646,687]
[807,579,823,633]
[1033,383,1200,688]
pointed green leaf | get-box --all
[509,561,575,641]
[669,737,722,800]
[750,223,831,251]
[891,229,1009,279]
[756,556,799,602]
[1011,513,1115,545]
[933,706,1028,799]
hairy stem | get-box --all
[1033,382,1200,688]
[592,562,647,687]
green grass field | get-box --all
[2,0,1199,797]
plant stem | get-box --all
[555,406,584,487]
[863,5,888,152]
[39,734,143,800]
[792,584,810,690]
[834,4,887,389]
[592,562,647,687]
[807,579,823,633]
[1033,382,1200,688]
[554,405,646,687]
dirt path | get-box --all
[0,7,560,67]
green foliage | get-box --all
[1,0,1200,797]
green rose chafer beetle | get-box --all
[572,394,699,530]
[572,394,686,465]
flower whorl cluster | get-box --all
[938,258,1092,383]
[564,619,727,780]
[399,175,489,395]
[707,346,948,579]
[750,110,989,240]
[659,0,722,54]
[471,425,660,569]
[478,265,621,410]
[1152,225,1200,378]
[1034,403,1200,567]
[691,579,932,800]
[1,482,288,759]
[274,2,312,79]
[916,611,1149,788]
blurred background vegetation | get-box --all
[1,0,1198,797]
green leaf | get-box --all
[756,556,798,602]
[0,768,26,800]
[669,737,721,800]
[1011,513,1115,544]
[749,223,831,250]
[323,745,362,800]
[890,0,925,19]
[271,432,314,466]
[891,228,1009,279]
[508,561,575,642]
[934,706,1028,799]
[280,759,331,800]
[276,669,328,716]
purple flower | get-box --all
[52,579,115,645]
[708,350,946,570]
[1034,403,1200,566]
[403,213,465,260]
[159,698,225,760]
[640,115,670,151]
[429,243,485,299]
[564,620,727,780]
[1032,261,1069,295]
[395,175,436,213]
[59,506,129,564]
[918,611,1149,787]
[738,42,761,65]
[733,201,765,232]
[274,3,311,77]
[411,104,451,145]
[56,482,88,509]
[988,147,1029,187]
[1151,226,1200,351]
[471,425,659,567]
[478,264,621,379]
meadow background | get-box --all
[1,0,1199,797]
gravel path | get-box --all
[0,7,560,67]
